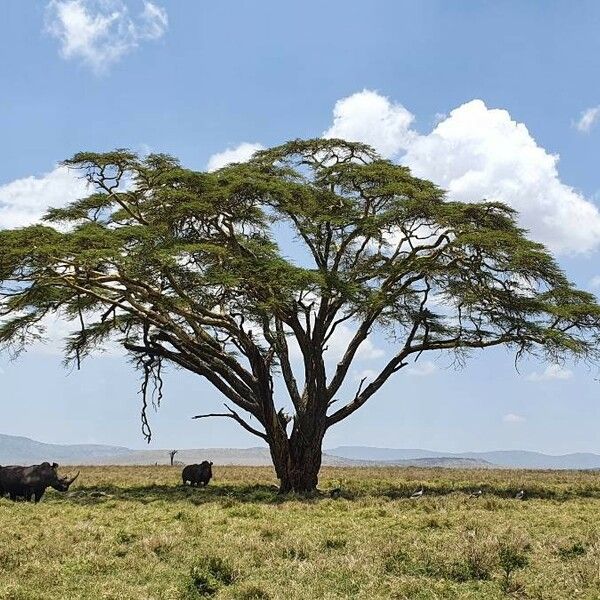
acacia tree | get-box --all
[1,139,600,492]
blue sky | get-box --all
[1,0,600,452]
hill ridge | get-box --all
[329,446,600,469]
[3,434,600,469]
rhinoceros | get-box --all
[182,461,213,487]
[0,462,79,503]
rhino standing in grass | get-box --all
[0,462,79,503]
[182,461,213,487]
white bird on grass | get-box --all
[515,490,525,500]
[410,487,424,499]
[469,489,483,498]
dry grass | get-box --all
[1,465,600,599]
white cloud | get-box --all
[354,368,377,382]
[0,166,123,357]
[589,275,600,289]
[526,364,573,382]
[323,89,416,158]
[575,106,600,133]
[206,142,264,171]
[0,166,89,229]
[324,324,385,362]
[503,413,526,423]
[405,360,436,376]
[138,0,168,38]
[404,100,600,255]
[45,0,168,74]
[324,91,600,255]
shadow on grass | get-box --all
[375,485,600,502]
[65,483,292,506]
[60,481,600,506]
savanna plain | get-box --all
[1,466,600,599]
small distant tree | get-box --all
[1,139,600,492]
[169,450,178,466]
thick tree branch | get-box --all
[192,404,268,441]
[123,341,261,418]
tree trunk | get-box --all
[268,420,325,494]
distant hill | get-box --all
[87,447,364,467]
[3,434,599,469]
[87,449,490,468]
[382,457,494,468]
[0,435,362,467]
[329,446,600,470]
[0,433,133,465]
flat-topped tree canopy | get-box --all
[1,138,600,492]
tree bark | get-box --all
[267,416,325,494]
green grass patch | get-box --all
[1,465,600,598]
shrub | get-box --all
[558,541,587,560]
[183,556,238,598]
[498,543,529,593]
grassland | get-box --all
[1,465,600,599]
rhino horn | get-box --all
[63,471,80,486]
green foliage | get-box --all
[2,140,596,356]
[1,138,600,459]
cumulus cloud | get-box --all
[404,100,600,254]
[0,165,124,357]
[503,413,526,424]
[323,89,416,157]
[575,106,600,133]
[206,142,264,171]
[526,364,573,382]
[323,91,600,255]
[324,324,385,363]
[0,166,89,229]
[45,0,168,74]
[0,166,125,357]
